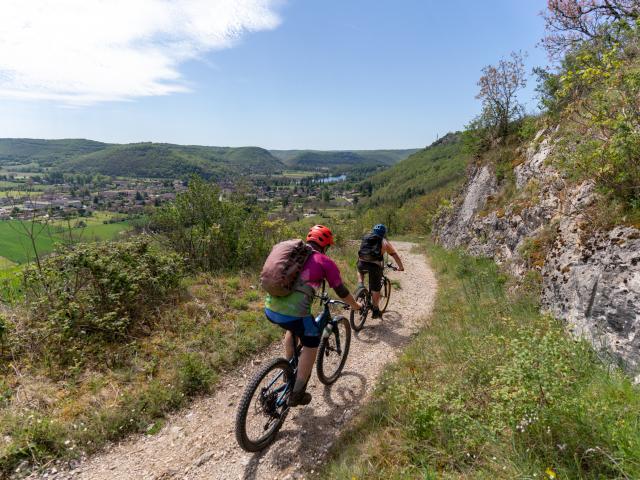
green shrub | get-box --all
[546,24,640,209]
[178,353,216,395]
[517,116,540,142]
[150,176,293,272]
[23,237,184,344]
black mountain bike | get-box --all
[235,293,352,452]
[350,262,398,332]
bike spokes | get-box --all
[235,358,293,452]
[317,316,352,385]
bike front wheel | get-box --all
[380,277,392,313]
[235,357,294,452]
[350,287,370,331]
[316,315,352,385]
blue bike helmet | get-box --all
[373,223,387,237]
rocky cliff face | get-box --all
[434,132,640,377]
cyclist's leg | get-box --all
[296,346,318,384]
[283,330,295,359]
[296,315,321,383]
[356,261,366,287]
[289,317,321,405]
[265,309,321,397]
[357,261,371,290]
[265,309,305,362]
[369,265,383,309]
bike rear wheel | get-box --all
[235,358,294,452]
[380,277,392,313]
[350,287,370,331]
[316,315,352,385]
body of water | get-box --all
[315,174,347,184]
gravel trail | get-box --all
[37,241,436,480]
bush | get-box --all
[545,23,640,209]
[23,237,184,344]
[178,353,216,395]
[150,176,293,272]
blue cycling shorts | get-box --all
[265,308,321,348]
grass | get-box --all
[0,217,131,265]
[0,190,44,198]
[322,242,640,479]
[0,240,360,475]
[0,273,280,475]
[280,170,317,179]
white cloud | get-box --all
[0,0,281,105]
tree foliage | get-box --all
[150,176,292,272]
[538,2,640,206]
[542,0,640,57]
[475,52,528,139]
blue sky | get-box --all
[0,0,548,149]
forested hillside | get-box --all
[0,139,419,179]
[61,143,285,178]
[271,148,419,169]
[353,133,468,233]
[0,139,108,166]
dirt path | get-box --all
[39,242,436,480]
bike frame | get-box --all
[269,295,344,409]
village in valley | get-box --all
[0,171,359,223]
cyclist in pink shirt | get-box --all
[265,225,361,406]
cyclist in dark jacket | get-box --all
[357,224,404,318]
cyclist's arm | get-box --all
[384,240,404,271]
[391,252,404,271]
[334,284,361,310]
[322,256,361,310]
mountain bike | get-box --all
[235,293,352,452]
[350,262,398,332]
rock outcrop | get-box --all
[434,132,640,375]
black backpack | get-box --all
[358,233,383,262]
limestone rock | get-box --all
[434,130,640,373]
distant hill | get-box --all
[61,143,284,178]
[270,149,419,169]
[0,139,109,166]
[0,139,419,179]
[364,133,468,207]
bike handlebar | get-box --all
[386,263,399,271]
[315,293,350,310]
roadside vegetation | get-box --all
[0,176,360,476]
[465,1,640,228]
[323,243,640,479]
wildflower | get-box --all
[545,467,557,479]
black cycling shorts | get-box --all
[357,260,383,292]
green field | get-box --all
[280,170,317,179]
[0,190,44,198]
[0,218,131,265]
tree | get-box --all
[542,0,640,57]
[476,51,527,138]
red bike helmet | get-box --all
[306,224,334,248]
